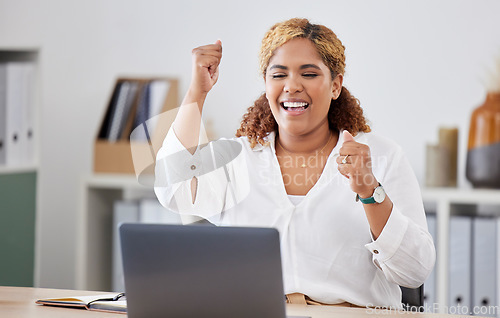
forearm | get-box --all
[173,40,222,154]
[173,89,207,154]
[365,208,436,288]
[362,196,393,240]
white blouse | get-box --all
[154,127,436,309]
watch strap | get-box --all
[355,183,382,204]
[356,195,377,204]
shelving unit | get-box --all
[77,175,500,311]
[421,187,500,314]
[0,49,39,287]
[0,165,37,174]
[0,49,39,168]
[76,173,155,291]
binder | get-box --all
[21,62,36,166]
[94,78,178,174]
[0,62,36,166]
[4,63,24,166]
[472,216,498,317]
[107,81,139,142]
[448,215,472,311]
[0,63,6,165]
[130,82,151,142]
[424,213,437,308]
[146,79,170,134]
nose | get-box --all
[283,75,303,93]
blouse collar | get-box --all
[250,131,276,152]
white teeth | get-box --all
[283,102,308,108]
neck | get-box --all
[277,126,337,154]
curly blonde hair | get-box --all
[236,18,371,148]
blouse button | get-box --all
[190,165,196,170]
[373,250,379,254]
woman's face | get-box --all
[265,38,342,138]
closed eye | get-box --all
[271,74,286,79]
[303,73,318,78]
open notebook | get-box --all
[36,293,126,314]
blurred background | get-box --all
[1,0,500,307]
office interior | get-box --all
[1,0,500,315]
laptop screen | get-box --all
[120,223,288,318]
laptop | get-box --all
[120,223,307,318]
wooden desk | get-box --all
[0,286,487,317]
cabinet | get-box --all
[77,175,500,311]
[0,49,38,287]
[76,174,155,291]
[0,49,38,170]
[421,188,500,314]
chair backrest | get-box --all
[400,285,424,311]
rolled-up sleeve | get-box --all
[154,127,249,220]
[364,147,436,288]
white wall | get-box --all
[1,0,499,289]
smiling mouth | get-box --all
[280,101,310,111]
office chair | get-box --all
[401,285,424,312]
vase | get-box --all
[466,92,500,188]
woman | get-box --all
[154,18,435,309]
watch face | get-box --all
[373,186,386,203]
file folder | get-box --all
[0,63,6,165]
[22,62,36,166]
[4,63,24,166]
[130,82,151,142]
[94,78,178,174]
[129,80,171,142]
[472,216,498,317]
[107,81,139,142]
[0,62,36,166]
[448,215,472,311]
[147,79,170,134]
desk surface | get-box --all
[0,286,486,318]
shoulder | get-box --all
[231,131,275,153]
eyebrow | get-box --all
[268,64,322,71]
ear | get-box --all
[331,74,344,100]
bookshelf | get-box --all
[76,174,155,291]
[77,176,500,311]
[421,188,500,314]
[0,165,37,174]
[0,48,39,287]
[76,76,179,290]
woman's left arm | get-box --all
[337,131,392,239]
[337,131,436,288]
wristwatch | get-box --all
[356,183,386,204]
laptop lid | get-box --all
[120,223,287,318]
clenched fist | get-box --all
[337,130,379,198]
[189,40,223,96]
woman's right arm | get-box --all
[173,40,222,153]
[172,40,223,203]
[154,41,225,219]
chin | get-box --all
[278,123,312,137]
